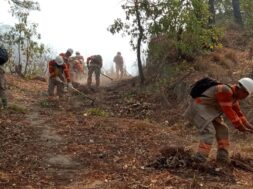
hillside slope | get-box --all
[1,70,253,189]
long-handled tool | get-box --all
[245,129,253,134]
[64,82,95,104]
[70,87,95,104]
[100,72,113,81]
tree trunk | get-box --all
[15,64,22,75]
[24,39,30,76]
[135,0,145,84]
[208,0,215,25]
[16,31,23,76]
[17,43,22,76]
[18,32,21,66]
[232,0,243,26]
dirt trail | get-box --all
[1,75,253,188]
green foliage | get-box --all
[86,108,109,117]
[147,0,222,60]
[0,0,50,76]
[121,91,136,102]
[216,0,233,21]
[152,61,192,96]
[214,0,253,32]
[110,0,222,58]
[10,2,42,75]
[8,104,27,114]
[161,61,190,80]
[108,18,124,34]
[174,1,221,54]
[108,0,147,83]
[241,0,253,32]
[39,100,51,108]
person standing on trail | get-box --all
[48,56,73,99]
[73,51,85,81]
[59,48,73,75]
[86,55,103,87]
[0,46,9,109]
[113,52,124,79]
[75,51,84,63]
[184,78,253,164]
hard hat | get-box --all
[55,56,64,66]
[67,48,73,55]
[238,77,253,95]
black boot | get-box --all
[1,98,7,109]
[217,149,230,164]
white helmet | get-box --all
[55,56,64,66]
[238,77,253,95]
[67,48,73,55]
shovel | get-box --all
[68,85,95,105]
[100,72,113,81]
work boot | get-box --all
[95,79,100,87]
[1,98,7,109]
[216,149,233,177]
[216,149,230,165]
[87,78,92,87]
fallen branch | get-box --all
[231,159,253,173]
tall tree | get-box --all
[134,0,145,84]
[8,0,41,75]
[208,0,215,24]
[108,0,148,84]
[232,0,243,26]
[240,0,253,30]
[109,0,221,82]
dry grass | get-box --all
[192,43,253,83]
[211,53,221,62]
[224,50,238,64]
[219,58,233,69]
[248,47,253,60]
[8,104,27,114]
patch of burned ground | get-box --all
[28,76,184,126]
[147,146,253,188]
[72,81,183,124]
[59,77,184,125]
[148,146,234,181]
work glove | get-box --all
[245,122,253,131]
[233,120,248,132]
[236,126,247,132]
[55,77,63,83]
[1,99,7,109]
[67,82,73,89]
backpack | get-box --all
[0,46,8,65]
[91,55,102,65]
[190,77,221,98]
